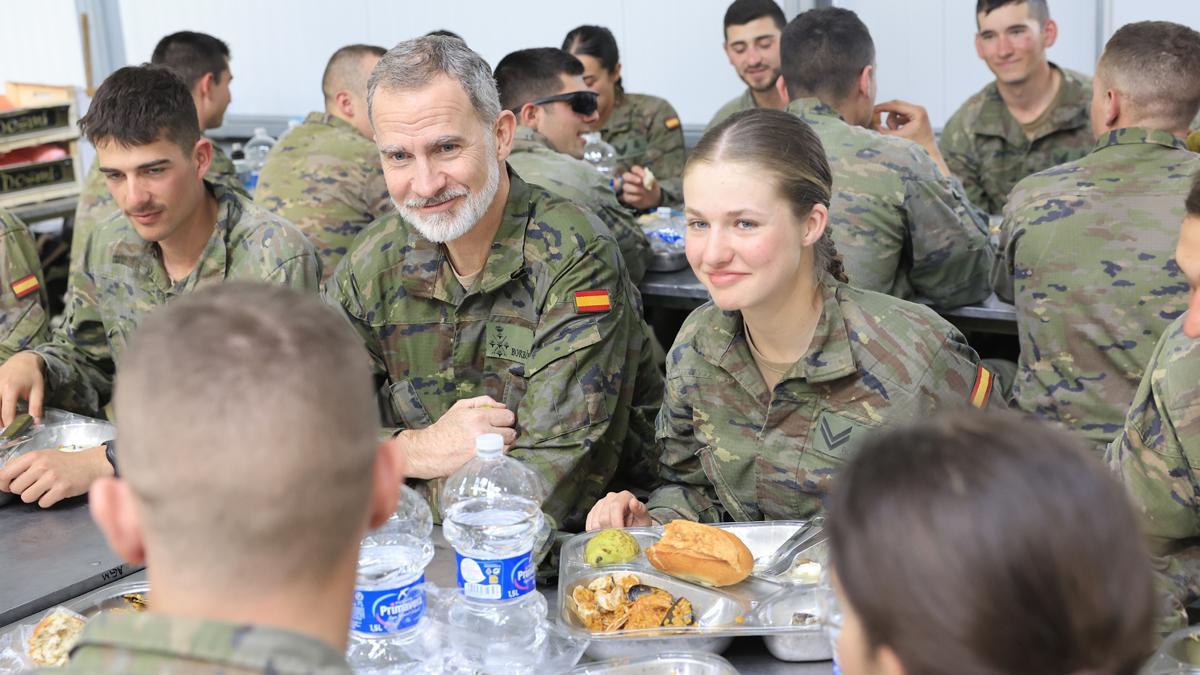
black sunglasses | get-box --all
[524,90,599,117]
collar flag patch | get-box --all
[574,289,611,313]
[10,274,39,299]
[664,116,681,130]
[969,365,994,409]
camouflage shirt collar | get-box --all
[142,180,236,290]
[786,98,844,124]
[696,280,858,384]
[71,610,352,673]
[511,125,555,154]
[1092,126,1187,153]
[972,64,1090,143]
[305,110,359,136]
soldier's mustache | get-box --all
[405,187,470,209]
[127,202,166,216]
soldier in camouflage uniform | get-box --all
[495,47,651,283]
[327,37,661,534]
[939,0,1094,214]
[587,109,999,529]
[780,9,993,308]
[0,66,318,510]
[0,208,49,359]
[994,21,1200,448]
[71,30,245,277]
[31,284,398,674]
[255,45,393,279]
[562,25,687,210]
[706,0,789,130]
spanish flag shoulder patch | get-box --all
[664,116,681,130]
[574,289,611,313]
[10,274,39,299]
[969,364,994,409]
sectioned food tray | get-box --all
[64,580,150,618]
[568,651,738,674]
[557,521,831,662]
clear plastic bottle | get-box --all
[441,433,549,671]
[581,132,617,182]
[241,127,276,191]
[346,485,439,674]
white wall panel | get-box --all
[0,0,88,93]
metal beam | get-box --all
[73,0,126,94]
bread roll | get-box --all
[646,520,753,587]
[27,607,87,666]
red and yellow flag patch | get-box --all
[574,290,611,313]
[969,364,994,409]
[10,274,39,299]
[664,116,681,130]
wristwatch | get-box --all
[103,439,118,478]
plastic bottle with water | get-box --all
[441,433,550,670]
[241,127,276,192]
[581,132,617,184]
[346,484,439,674]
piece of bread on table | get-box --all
[27,607,87,666]
[646,520,753,587]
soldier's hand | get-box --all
[398,396,517,480]
[0,351,46,426]
[586,490,652,531]
[0,445,112,508]
[617,166,662,211]
[873,100,951,177]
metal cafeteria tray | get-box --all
[569,651,738,674]
[1143,626,1200,674]
[557,521,831,663]
[65,580,150,618]
[647,249,688,273]
[0,416,115,507]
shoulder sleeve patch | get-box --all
[664,116,681,130]
[969,364,994,409]
[10,274,39,299]
[574,289,611,313]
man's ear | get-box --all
[494,110,517,163]
[192,137,213,179]
[1042,18,1059,49]
[858,65,874,100]
[89,477,146,565]
[517,102,540,130]
[367,441,404,530]
[775,73,789,103]
[194,72,214,100]
[335,90,355,119]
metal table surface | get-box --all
[641,267,1017,335]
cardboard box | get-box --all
[0,82,79,154]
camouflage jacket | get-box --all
[36,182,320,416]
[39,611,352,674]
[324,169,662,532]
[601,92,686,209]
[994,127,1198,447]
[1106,316,1200,628]
[254,112,392,279]
[71,142,247,277]
[787,98,994,307]
[508,125,651,284]
[706,87,756,131]
[645,280,1000,523]
[0,208,49,360]
[940,65,1094,214]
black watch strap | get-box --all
[103,439,118,477]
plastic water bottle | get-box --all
[346,485,438,674]
[441,433,549,670]
[241,127,276,191]
[581,132,617,182]
[642,206,684,251]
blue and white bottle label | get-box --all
[350,574,425,634]
[455,551,535,600]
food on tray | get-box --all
[26,607,87,666]
[584,528,640,567]
[791,611,820,627]
[114,592,148,613]
[566,572,696,632]
[785,558,823,584]
[646,520,753,587]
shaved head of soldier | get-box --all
[90,283,400,627]
[1092,21,1200,138]
[323,44,387,139]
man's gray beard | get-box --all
[397,156,502,244]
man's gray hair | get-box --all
[368,35,501,127]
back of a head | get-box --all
[79,65,200,152]
[113,282,380,588]
[975,0,1050,24]
[780,8,875,104]
[150,30,230,90]
[1098,21,1200,131]
[724,0,786,34]
[494,48,585,112]
[828,411,1156,675]
[426,29,463,41]
[367,35,500,127]
[322,43,386,102]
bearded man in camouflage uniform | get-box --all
[255,44,393,279]
[994,21,1200,448]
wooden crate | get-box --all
[0,82,79,154]
[0,140,84,209]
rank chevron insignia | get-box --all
[820,417,852,450]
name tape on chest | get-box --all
[10,274,39,299]
[574,289,611,313]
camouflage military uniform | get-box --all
[325,169,662,532]
[508,125,651,283]
[254,112,392,279]
[940,66,1093,214]
[645,279,1000,523]
[38,611,352,674]
[0,208,49,359]
[36,182,320,416]
[1106,316,1200,631]
[601,92,686,209]
[994,127,1198,447]
[787,98,994,308]
[71,142,247,276]
[706,88,757,131]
